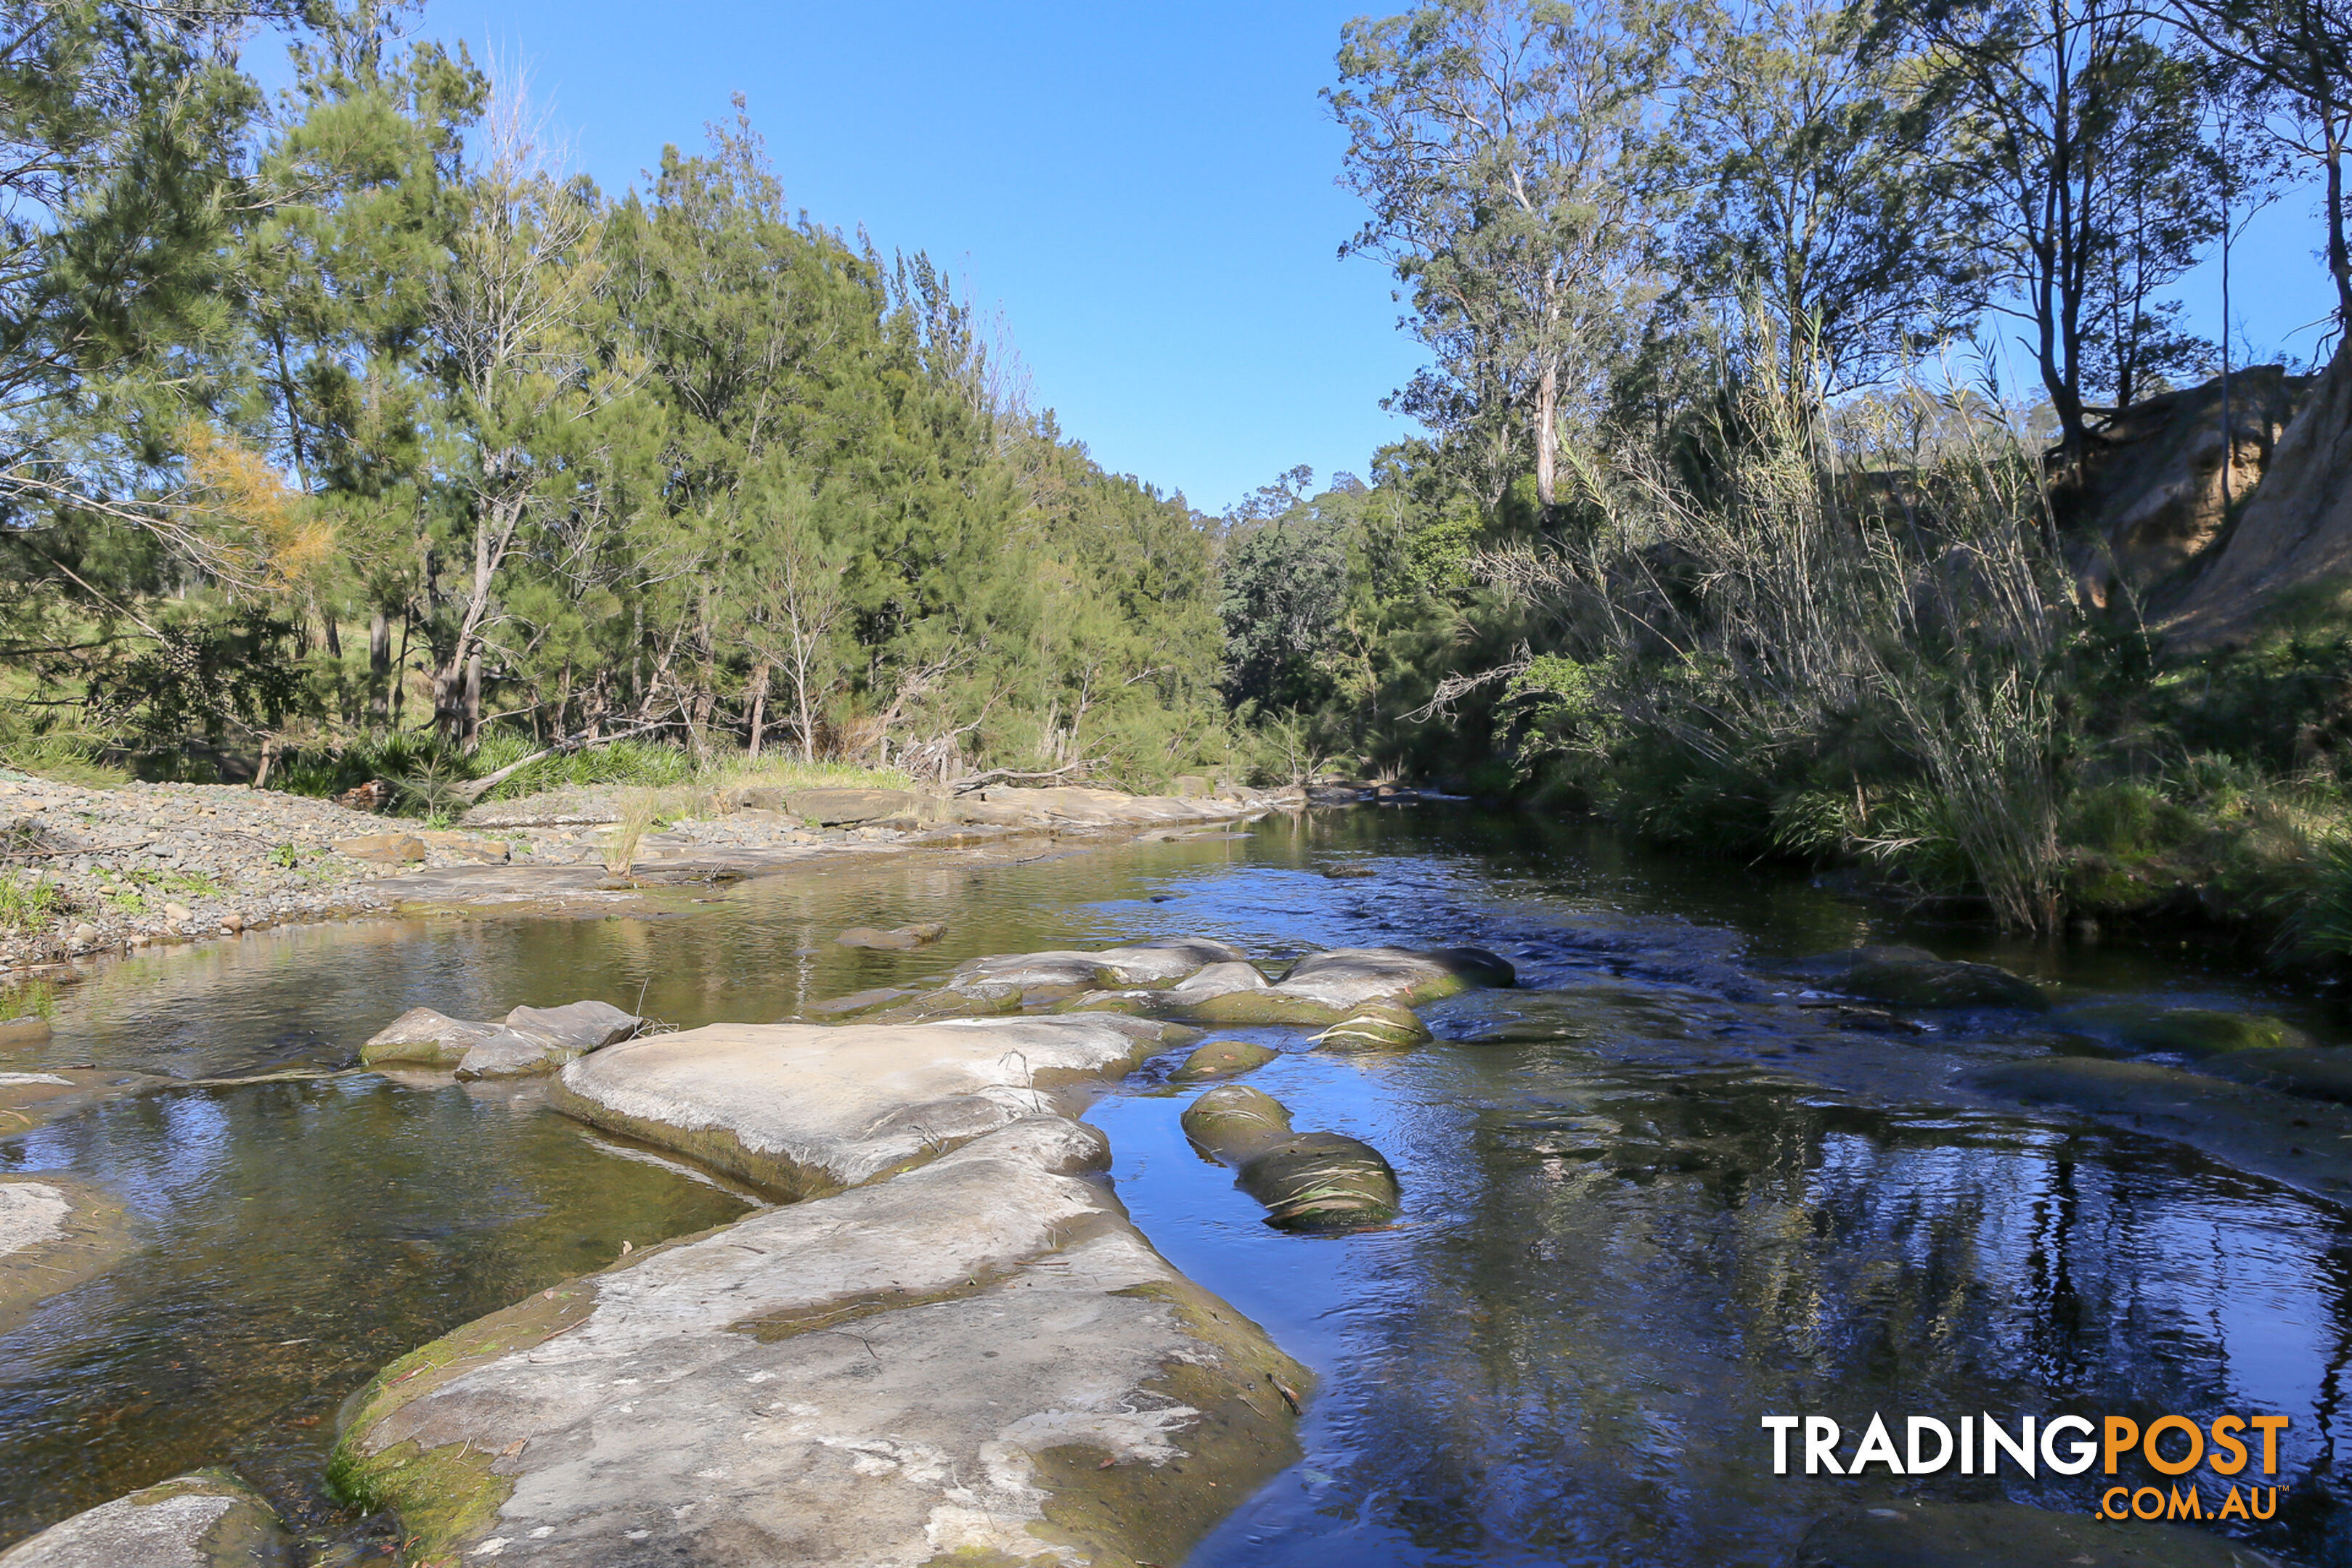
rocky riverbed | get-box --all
[0,775,1297,980]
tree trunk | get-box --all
[2329,120,2352,330]
[463,653,483,750]
[368,611,391,725]
[748,661,770,760]
[1533,359,1559,514]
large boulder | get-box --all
[1794,1497,2282,1567]
[0,1173,131,1337]
[1180,1085,1400,1233]
[329,1118,1309,1568]
[0,1469,291,1567]
[547,1016,1156,1198]
[1164,960,1272,1007]
[452,1027,565,1081]
[1315,1000,1433,1053]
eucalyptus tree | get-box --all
[1887,0,2227,457]
[1671,0,1983,399]
[1328,0,1673,520]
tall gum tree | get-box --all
[1328,0,1672,520]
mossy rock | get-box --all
[0,1468,294,1567]
[1314,1001,1432,1053]
[1186,989,1348,1027]
[2205,1045,2352,1102]
[1794,1497,2284,1567]
[1836,956,2049,1011]
[1048,989,1154,1016]
[1169,1040,1279,1082]
[1180,1085,1294,1161]
[2055,1003,2311,1058]
[1238,1132,1400,1232]
[870,982,1024,1024]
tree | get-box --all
[1891,0,2228,457]
[425,90,638,746]
[1329,0,1670,518]
[1673,0,1983,397]
[2160,0,2352,330]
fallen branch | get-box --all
[947,761,1093,796]
[452,722,671,803]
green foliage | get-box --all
[0,873,66,932]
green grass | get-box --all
[0,874,68,931]
[266,730,913,818]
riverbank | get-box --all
[0,775,1304,984]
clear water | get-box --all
[3,809,2348,1563]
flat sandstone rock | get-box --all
[547,1016,1156,1197]
[331,1117,1308,1568]
[0,1469,289,1568]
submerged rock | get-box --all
[0,1469,290,1568]
[833,920,947,950]
[329,1117,1309,1568]
[1169,1038,1280,1082]
[0,1069,160,1137]
[1794,1497,2281,1567]
[2202,1045,2352,1103]
[0,1172,132,1337]
[547,1016,1155,1198]
[1180,1085,1400,1231]
[1315,1000,1433,1052]
[2054,1002,2311,1057]
[1806,948,2049,1011]
[1961,1055,2352,1200]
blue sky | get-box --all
[384,1,2343,511]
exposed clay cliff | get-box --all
[2163,343,2352,648]
[2059,364,2314,610]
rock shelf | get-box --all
[332,1085,1310,1564]
[0,1470,292,1568]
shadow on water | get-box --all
[2,807,2351,1563]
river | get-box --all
[1,806,2344,1564]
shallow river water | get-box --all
[3,807,2350,1564]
